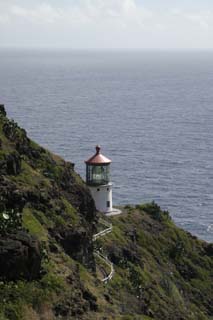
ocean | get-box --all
[0,49,212,242]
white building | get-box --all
[85,145,113,213]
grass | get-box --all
[96,204,213,320]
[22,208,48,241]
[61,198,79,224]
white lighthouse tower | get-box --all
[85,145,113,214]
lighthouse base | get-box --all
[105,208,122,216]
[89,183,113,214]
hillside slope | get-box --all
[96,204,213,319]
[0,105,212,320]
[0,105,98,319]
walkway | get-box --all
[94,252,114,283]
[92,218,112,241]
[93,218,114,283]
[105,207,122,217]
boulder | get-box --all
[0,152,21,176]
[5,152,22,175]
[0,231,41,281]
[53,226,96,272]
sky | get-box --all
[0,0,213,49]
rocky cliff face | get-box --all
[0,105,97,274]
[0,231,41,281]
[0,105,99,318]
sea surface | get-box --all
[0,49,212,242]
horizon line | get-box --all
[1,46,213,52]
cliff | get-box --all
[0,105,212,320]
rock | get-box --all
[104,293,113,304]
[0,231,41,281]
[0,104,6,117]
[0,152,21,176]
[126,227,138,243]
[108,245,140,266]
[204,243,213,256]
[122,247,140,264]
[82,289,98,311]
[16,141,45,161]
[53,226,96,271]
[62,181,96,224]
[108,246,123,265]
[54,303,70,317]
[0,177,26,211]
[5,152,22,175]
[0,159,7,174]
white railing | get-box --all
[92,219,112,241]
[94,252,114,283]
[93,218,114,283]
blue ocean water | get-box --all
[0,49,212,242]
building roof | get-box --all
[85,145,111,164]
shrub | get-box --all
[136,201,171,222]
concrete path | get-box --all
[93,219,112,241]
[94,252,114,283]
[93,218,115,283]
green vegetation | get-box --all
[96,204,213,319]
[61,198,79,225]
[22,208,48,241]
[0,106,212,319]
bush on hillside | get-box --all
[136,201,171,222]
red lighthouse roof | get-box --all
[85,145,111,164]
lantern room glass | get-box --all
[86,164,110,185]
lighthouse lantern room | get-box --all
[85,145,113,213]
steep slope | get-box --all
[0,105,98,319]
[0,105,212,320]
[96,203,213,319]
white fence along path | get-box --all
[92,218,112,241]
[94,252,115,283]
[93,218,114,283]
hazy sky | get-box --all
[0,0,213,49]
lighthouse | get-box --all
[85,145,113,213]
